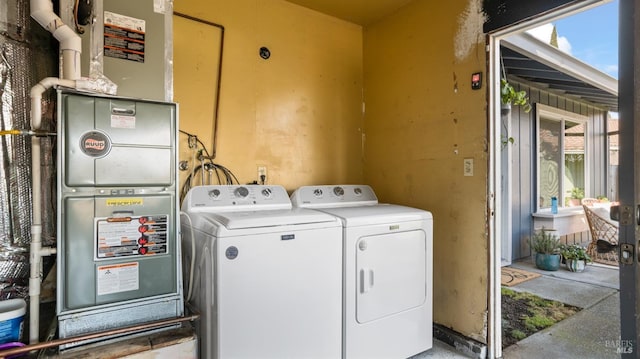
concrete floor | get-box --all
[410,340,473,358]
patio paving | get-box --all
[510,258,619,290]
[412,259,620,358]
[503,259,621,358]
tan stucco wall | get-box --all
[362,0,489,343]
[174,0,364,190]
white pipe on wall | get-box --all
[30,0,81,344]
[29,77,75,345]
[30,0,82,80]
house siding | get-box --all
[508,79,609,259]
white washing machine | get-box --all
[181,185,343,359]
[291,184,433,359]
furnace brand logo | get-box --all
[80,131,111,157]
[85,139,105,150]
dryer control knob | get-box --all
[261,188,272,198]
[354,187,362,195]
[235,186,250,198]
[333,186,344,197]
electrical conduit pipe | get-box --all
[29,0,81,344]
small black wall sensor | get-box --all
[259,47,271,60]
[471,72,482,90]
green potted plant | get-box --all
[500,79,532,147]
[501,79,532,113]
[559,244,591,272]
[529,227,561,271]
[568,187,584,206]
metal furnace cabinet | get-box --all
[56,91,183,342]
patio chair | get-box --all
[583,204,619,266]
[581,197,599,207]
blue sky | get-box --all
[527,0,618,79]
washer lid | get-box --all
[318,204,432,226]
[199,208,339,230]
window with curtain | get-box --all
[537,105,587,211]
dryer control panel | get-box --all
[291,185,378,208]
[182,185,292,212]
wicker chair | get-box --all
[581,197,599,207]
[582,204,619,265]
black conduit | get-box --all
[174,12,225,160]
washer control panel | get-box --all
[290,185,378,208]
[183,185,292,212]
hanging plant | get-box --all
[501,79,532,113]
[500,79,532,148]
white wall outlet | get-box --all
[257,166,267,184]
[464,158,473,176]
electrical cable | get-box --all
[178,130,239,205]
[73,0,85,34]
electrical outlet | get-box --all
[257,166,267,184]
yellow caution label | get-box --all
[106,198,144,206]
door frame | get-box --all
[616,0,638,356]
[487,1,613,357]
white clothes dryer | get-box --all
[291,184,433,359]
[181,185,343,359]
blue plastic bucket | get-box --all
[0,299,26,344]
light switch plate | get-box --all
[464,158,473,176]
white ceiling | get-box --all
[284,0,413,25]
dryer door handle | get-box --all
[359,268,375,293]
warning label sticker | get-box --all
[97,262,139,296]
[96,215,169,259]
[104,11,146,63]
[106,198,143,207]
[111,114,136,129]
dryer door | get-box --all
[356,230,426,323]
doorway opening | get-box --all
[488,1,619,357]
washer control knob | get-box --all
[208,189,221,198]
[261,188,272,198]
[333,186,344,197]
[313,189,323,197]
[354,187,362,195]
[235,186,250,198]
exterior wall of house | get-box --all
[174,0,364,189]
[508,79,609,259]
[363,0,490,343]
